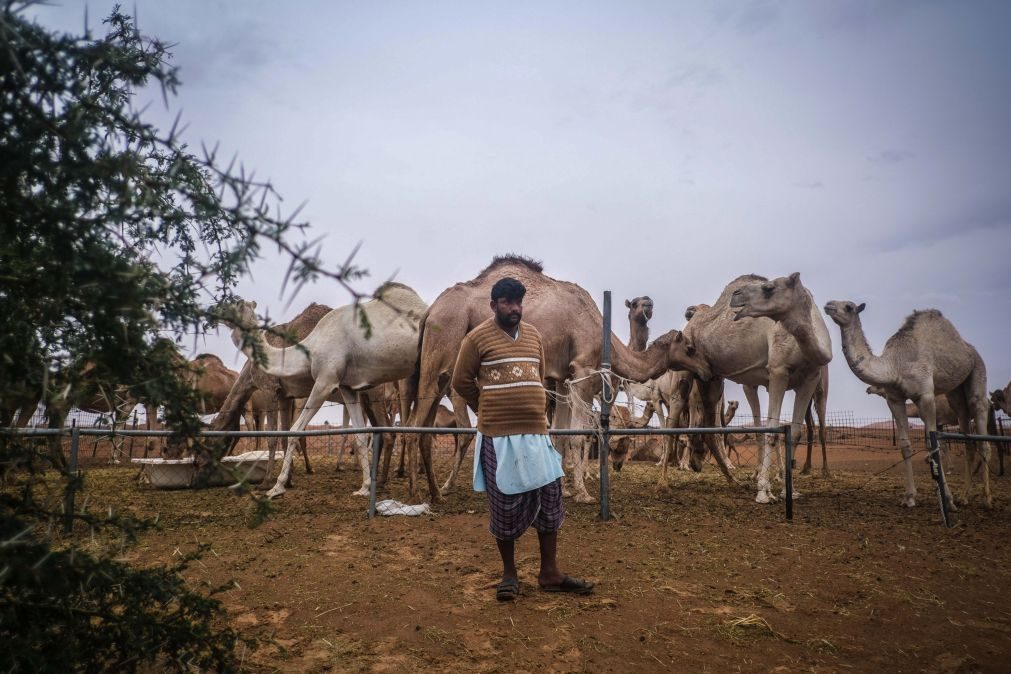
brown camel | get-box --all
[681,273,832,504]
[409,255,711,503]
[991,383,1010,417]
[825,302,993,508]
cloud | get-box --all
[795,180,825,190]
[868,149,914,165]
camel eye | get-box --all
[845,305,853,313]
[762,284,774,295]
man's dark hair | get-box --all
[491,277,526,302]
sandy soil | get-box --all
[64,439,1011,672]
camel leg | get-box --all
[407,386,444,498]
[801,404,815,475]
[551,382,577,498]
[958,364,994,508]
[756,372,789,504]
[267,381,336,499]
[885,397,917,507]
[692,378,736,484]
[333,387,379,497]
[779,376,819,500]
[815,372,830,477]
[440,393,475,495]
[566,367,599,504]
[741,384,762,478]
[916,392,957,509]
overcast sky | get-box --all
[32,1,1011,422]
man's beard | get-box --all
[496,310,521,327]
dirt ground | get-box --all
[65,440,1011,672]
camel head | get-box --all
[684,303,709,322]
[657,330,712,381]
[218,298,258,329]
[866,384,887,398]
[992,388,1008,414]
[726,400,739,416]
[625,296,654,325]
[609,436,634,472]
[823,300,865,327]
[729,272,804,322]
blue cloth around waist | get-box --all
[473,432,565,495]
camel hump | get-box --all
[193,353,223,364]
[896,309,945,335]
[481,254,544,275]
[731,273,768,284]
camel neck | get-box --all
[838,318,894,386]
[610,336,667,383]
[231,324,308,379]
[779,299,833,367]
[628,321,649,352]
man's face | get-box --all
[491,296,523,328]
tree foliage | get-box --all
[0,2,359,669]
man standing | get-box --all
[452,277,594,601]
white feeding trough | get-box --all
[132,451,271,489]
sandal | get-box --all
[496,577,520,602]
[539,575,594,595]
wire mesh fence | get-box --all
[8,403,1010,475]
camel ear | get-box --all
[787,272,800,287]
[856,302,865,314]
[674,331,684,342]
[624,299,631,308]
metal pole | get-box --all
[64,421,79,535]
[891,417,896,447]
[324,420,332,456]
[128,410,137,457]
[599,291,612,521]
[927,431,953,527]
[783,425,793,521]
[367,432,383,519]
[998,417,1006,477]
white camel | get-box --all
[226,283,428,498]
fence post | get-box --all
[63,421,80,535]
[998,417,1006,477]
[324,421,332,456]
[599,291,612,521]
[128,410,137,457]
[367,431,383,519]
[926,431,953,527]
[783,425,794,521]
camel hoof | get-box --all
[352,486,370,497]
[265,486,286,499]
[900,496,917,508]
[755,491,776,504]
[574,493,597,504]
[781,490,801,500]
[821,470,832,479]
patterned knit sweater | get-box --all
[451,318,548,437]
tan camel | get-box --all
[825,302,992,507]
[800,366,830,477]
[409,255,712,503]
[679,273,832,504]
[227,283,428,499]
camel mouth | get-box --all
[732,308,747,321]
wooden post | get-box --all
[599,291,612,521]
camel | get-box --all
[213,302,333,483]
[409,255,712,503]
[824,302,993,508]
[866,384,960,427]
[992,383,1010,417]
[226,282,429,499]
[679,273,832,504]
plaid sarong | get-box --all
[480,434,564,541]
